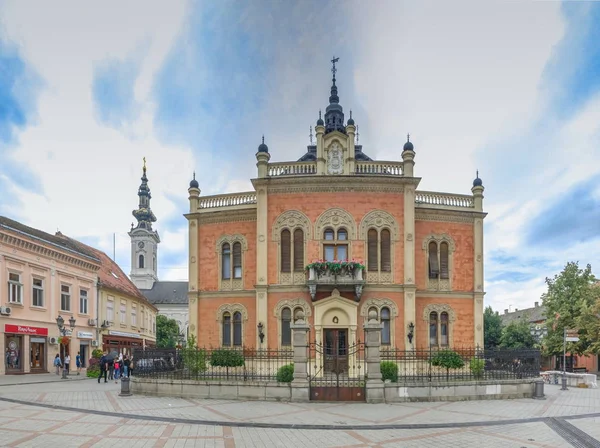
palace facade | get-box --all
[185,65,487,351]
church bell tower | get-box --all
[129,158,160,289]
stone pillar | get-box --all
[255,182,268,348]
[290,310,310,402]
[403,182,417,349]
[346,123,356,175]
[187,184,201,342]
[364,310,384,403]
[256,148,271,179]
[472,180,485,348]
[315,122,325,175]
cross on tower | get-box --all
[356,125,360,143]
[309,126,313,145]
[331,56,339,79]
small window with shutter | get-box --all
[440,242,449,279]
[380,229,391,272]
[428,241,439,279]
[368,229,378,271]
[293,229,304,271]
[281,230,291,272]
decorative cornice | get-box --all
[415,209,484,224]
[197,290,256,299]
[190,209,257,225]
[261,175,408,195]
[0,232,100,272]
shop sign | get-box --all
[31,337,46,343]
[4,324,48,336]
[77,331,94,339]
[108,330,142,339]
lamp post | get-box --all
[56,315,76,380]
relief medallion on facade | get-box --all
[327,142,344,175]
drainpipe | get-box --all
[96,279,101,350]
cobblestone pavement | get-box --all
[0,378,598,447]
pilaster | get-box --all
[471,182,485,347]
[364,310,384,403]
[346,124,356,175]
[188,217,199,341]
[403,183,416,348]
[290,310,310,402]
[255,183,269,347]
[315,124,325,175]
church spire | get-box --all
[132,157,157,231]
[324,56,345,134]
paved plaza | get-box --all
[0,375,599,447]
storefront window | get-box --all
[30,337,46,370]
[5,335,23,373]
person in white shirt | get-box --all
[64,354,71,375]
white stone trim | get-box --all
[216,303,248,347]
[422,303,456,349]
[216,234,248,291]
[422,233,455,291]
[274,298,312,348]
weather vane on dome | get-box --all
[331,56,339,80]
[143,157,147,171]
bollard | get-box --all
[533,380,545,400]
[561,376,568,391]
[119,377,132,397]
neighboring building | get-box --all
[0,216,101,375]
[128,159,189,335]
[500,302,598,373]
[184,61,487,352]
[81,244,158,356]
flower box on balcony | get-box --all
[306,260,365,301]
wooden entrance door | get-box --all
[324,329,348,374]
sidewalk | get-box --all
[0,378,599,428]
[0,372,91,386]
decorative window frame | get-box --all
[422,303,456,349]
[79,288,89,315]
[60,283,72,312]
[360,298,399,347]
[31,275,45,308]
[315,208,356,260]
[216,303,249,347]
[359,210,400,284]
[272,210,311,285]
[7,270,23,305]
[273,298,312,348]
[216,234,248,291]
[422,233,455,291]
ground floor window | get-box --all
[5,335,23,373]
[30,338,46,370]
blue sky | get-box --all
[0,0,599,314]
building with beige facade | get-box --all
[184,61,487,358]
[0,216,101,375]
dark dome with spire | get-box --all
[189,172,199,189]
[347,110,355,126]
[324,56,346,134]
[473,170,483,187]
[258,135,269,153]
[317,110,324,126]
[403,134,414,152]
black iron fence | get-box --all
[132,347,294,381]
[380,347,541,384]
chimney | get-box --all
[535,302,539,308]
[504,309,508,315]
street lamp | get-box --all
[257,322,265,344]
[407,322,415,344]
[56,315,76,380]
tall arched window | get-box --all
[367,228,392,276]
[293,229,304,271]
[281,307,292,346]
[381,307,391,345]
[440,312,449,347]
[222,312,232,346]
[233,311,242,346]
[138,254,145,269]
[280,230,291,272]
[367,229,378,271]
[232,242,242,278]
[380,229,391,272]
[429,311,438,346]
[222,243,231,279]
[428,242,439,279]
[440,242,449,279]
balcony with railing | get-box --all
[415,191,474,209]
[306,262,365,302]
[199,192,257,211]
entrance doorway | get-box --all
[309,329,365,401]
[30,339,46,371]
[79,344,88,368]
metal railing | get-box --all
[132,347,294,382]
[380,347,541,384]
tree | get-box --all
[542,262,598,356]
[484,306,503,349]
[430,350,465,380]
[576,289,600,355]
[499,319,536,349]
[156,315,180,348]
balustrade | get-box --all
[415,191,474,208]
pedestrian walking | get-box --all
[76,351,81,375]
[97,352,108,383]
[123,355,130,378]
[53,354,62,375]
[108,357,114,380]
[64,354,70,375]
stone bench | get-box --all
[541,371,597,389]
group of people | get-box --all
[53,351,83,375]
[97,351,132,383]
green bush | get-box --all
[469,358,485,379]
[276,364,294,383]
[380,361,398,382]
[430,350,465,380]
[210,349,245,378]
[91,348,103,359]
[182,348,207,376]
[86,365,100,378]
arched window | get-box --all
[440,312,449,347]
[222,312,232,346]
[367,229,378,271]
[380,229,391,272]
[337,228,347,241]
[232,242,242,279]
[293,229,304,271]
[324,228,334,240]
[281,307,292,346]
[323,227,348,261]
[222,243,231,280]
[280,230,291,273]
[440,242,449,279]
[428,241,439,279]
[233,311,242,346]
[138,254,145,269]
[429,311,438,346]
[381,307,391,345]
